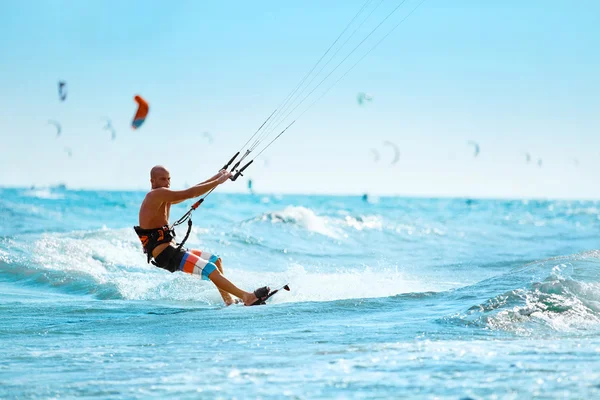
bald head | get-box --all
[150,165,168,179]
[150,165,170,189]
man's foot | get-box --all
[227,298,241,306]
[243,286,270,306]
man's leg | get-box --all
[182,250,263,306]
[207,269,260,306]
[212,258,236,305]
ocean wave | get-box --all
[252,206,342,238]
[449,251,600,334]
[21,188,65,200]
[247,206,389,239]
[2,214,598,323]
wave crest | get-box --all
[250,206,384,238]
[452,254,600,334]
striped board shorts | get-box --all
[154,246,218,280]
[179,249,218,280]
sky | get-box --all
[0,0,598,199]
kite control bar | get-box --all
[231,160,253,181]
[222,151,255,182]
[170,152,253,249]
[222,151,239,171]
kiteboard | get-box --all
[250,284,290,306]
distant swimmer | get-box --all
[134,165,269,306]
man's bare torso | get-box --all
[139,190,174,257]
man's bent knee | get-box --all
[207,267,222,281]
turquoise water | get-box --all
[1,187,600,398]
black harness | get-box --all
[133,225,176,263]
[134,218,194,264]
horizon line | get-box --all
[2,184,599,203]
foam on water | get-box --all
[0,227,458,304]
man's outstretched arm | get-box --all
[170,170,229,204]
[153,172,231,204]
[200,170,227,184]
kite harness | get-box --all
[133,225,176,263]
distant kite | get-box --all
[48,120,62,137]
[537,159,543,167]
[383,140,400,165]
[357,92,373,106]
[468,140,480,157]
[58,81,67,101]
[132,95,149,129]
[202,131,213,144]
[64,147,72,158]
[524,152,531,163]
[102,117,116,140]
[370,148,380,162]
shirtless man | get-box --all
[134,165,268,306]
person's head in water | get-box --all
[150,165,170,189]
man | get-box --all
[134,165,268,306]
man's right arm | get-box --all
[198,170,227,185]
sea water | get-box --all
[1,187,600,399]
